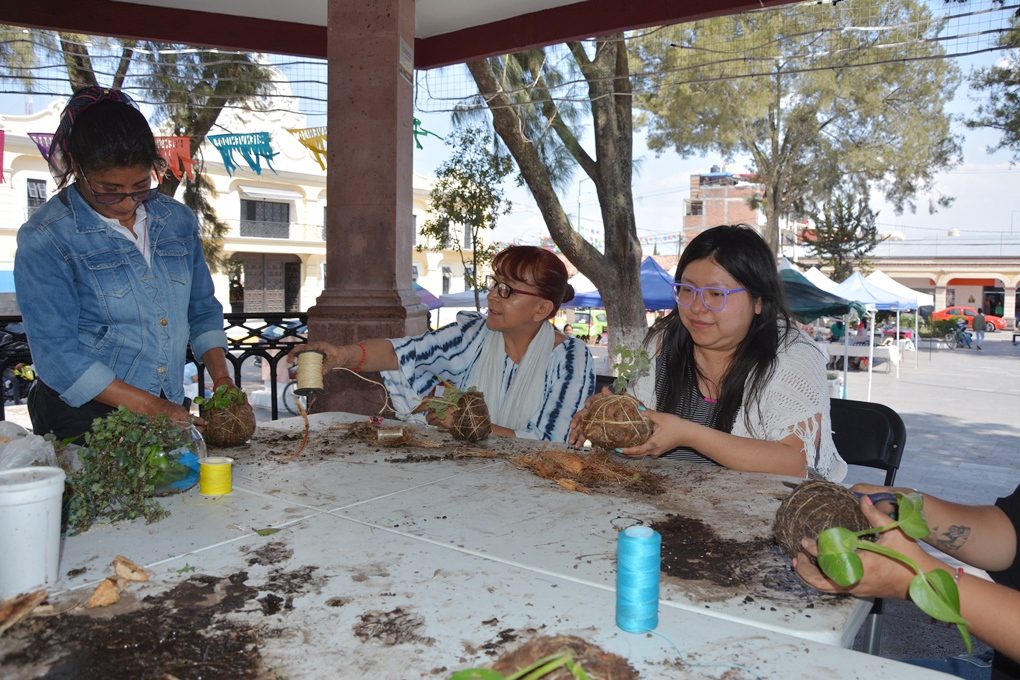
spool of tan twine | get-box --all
[295,350,325,396]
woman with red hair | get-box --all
[300,246,595,442]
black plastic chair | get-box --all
[829,397,907,655]
[594,374,616,394]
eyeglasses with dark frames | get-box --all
[484,275,546,300]
[79,161,167,206]
[673,283,747,311]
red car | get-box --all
[930,306,1006,332]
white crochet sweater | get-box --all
[731,330,847,481]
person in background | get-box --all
[562,323,576,338]
[299,245,595,443]
[974,309,987,351]
[829,319,846,343]
[14,87,247,442]
[795,483,1020,680]
[570,224,846,481]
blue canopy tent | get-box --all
[412,282,442,310]
[567,257,677,310]
[438,289,486,308]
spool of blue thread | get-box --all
[616,525,662,633]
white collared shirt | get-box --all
[99,204,150,266]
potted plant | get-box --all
[65,407,196,533]
[580,346,652,450]
[196,384,256,447]
[418,383,491,442]
[826,371,843,399]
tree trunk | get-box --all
[467,38,648,364]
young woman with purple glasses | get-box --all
[570,224,846,481]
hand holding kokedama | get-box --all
[295,246,596,443]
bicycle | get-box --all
[281,379,307,416]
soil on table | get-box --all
[490,635,638,680]
[353,606,436,647]
[224,421,515,464]
[0,566,323,679]
[651,513,822,604]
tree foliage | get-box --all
[631,0,962,253]
[968,17,1020,160]
[0,27,274,270]
[806,193,885,282]
[463,38,650,351]
[420,126,513,311]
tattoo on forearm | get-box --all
[930,524,971,552]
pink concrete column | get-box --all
[309,0,427,415]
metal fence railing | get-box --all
[0,313,308,422]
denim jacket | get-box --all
[14,186,227,407]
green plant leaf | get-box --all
[447,670,505,680]
[907,571,972,656]
[816,527,864,587]
[895,492,930,540]
[908,572,968,626]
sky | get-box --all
[408,49,1020,259]
[4,20,1018,259]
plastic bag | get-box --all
[154,425,206,494]
[0,421,58,470]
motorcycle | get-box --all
[0,323,34,405]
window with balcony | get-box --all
[27,179,47,216]
[241,199,290,238]
[463,224,473,250]
[442,266,452,295]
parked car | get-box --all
[570,310,608,344]
[930,306,1005,332]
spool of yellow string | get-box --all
[199,456,234,496]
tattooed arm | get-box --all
[851,483,1016,571]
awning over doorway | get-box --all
[238,186,303,201]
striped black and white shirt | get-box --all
[381,312,595,442]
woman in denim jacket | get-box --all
[14,87,247,441]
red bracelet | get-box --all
[354,342,367,373]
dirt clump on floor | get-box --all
[0,566,324,679]
[490,635,638,679]
[353,606,435,646]
[513,449,665,495]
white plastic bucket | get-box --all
[0,466,66,598]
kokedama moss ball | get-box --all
[582,394,652,450]
[773,480,871,558]
[201,400,256,448]
[448,390,491,442]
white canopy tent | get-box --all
[865,271,933,370]
[830,272,914,402]
[803,267,842,294]
[865,271,934,308]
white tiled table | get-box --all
[4,413,952,679]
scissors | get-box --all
[780,481,897,506]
